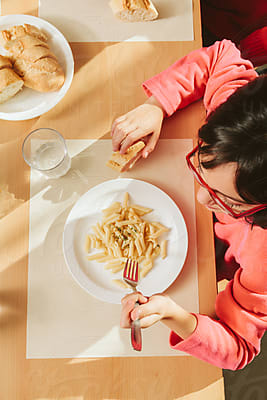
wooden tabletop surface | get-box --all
[0,0,225,399]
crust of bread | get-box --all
[12,45,56,63]
[0,68,23,90]
[0,55,13,70]
[14,58,64,91]
[4,35,49,57]
[106,141,145,172]
[109,0,158,22]
[0,24,47,45]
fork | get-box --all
[123,259,142,351]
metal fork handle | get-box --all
[131,301,142,351]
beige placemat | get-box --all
[26,139,198,358]
[38,0,194,42]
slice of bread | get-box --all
[109,0,158,22]
[106,140,145,172]
[0,55,24,104]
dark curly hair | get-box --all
[198,75,267,228]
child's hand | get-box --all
[120,292,197,340]
[111,96,165,158]
[120,292,176,328]
[120,292,149,328]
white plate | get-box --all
[0,14,74,120]
[63,178,188,304]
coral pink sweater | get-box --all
[143,40,267,370]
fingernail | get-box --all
[144,151,149,158]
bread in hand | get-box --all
[106,140,145,172]
[0,55,24,104]
[0,24,65,92]
[109,0,158,22]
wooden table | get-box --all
[0,0,225,398]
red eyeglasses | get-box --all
[186,141,267,219]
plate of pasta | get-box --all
[63,178,188,304]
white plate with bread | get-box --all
[0,14,74,120]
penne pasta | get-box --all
[85,235,91,253]
[123,192,129,208]
[84,192,169,288]
[161,239,167,259]
[87,251,107,261]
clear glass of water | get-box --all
[22,128,71,179]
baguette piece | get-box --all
[109,0,158,22]
[0,23,48,45]
[106,140,145,172]
[4,35,49,58]
[13,57,64,92]
[0,24,65,92]
[0,55,24,104]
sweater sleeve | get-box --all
[170,267,267,370]
[142,39,257,116]
[169,219,267,370]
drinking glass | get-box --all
[22,128,71,179]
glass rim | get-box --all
[22,128,68,172]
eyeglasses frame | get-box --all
[186,141,267,219]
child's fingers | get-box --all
[120,292,148,328]
[142,131,160,158]
[131,303,161,328]
[130,295,168,323]
[112,122,133,152]
[139,314,161,328]
[111,115,126,137]
[119,128,148,153]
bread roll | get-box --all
[0,24,65,92]
[109,0,158,22]
[0,55,24,104]
[106,141,145,172]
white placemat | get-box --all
[26,139,199,358]
[38,0,194,42]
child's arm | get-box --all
[112,39,257,156]
[143,39,257,117]
[120,281,267,370]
